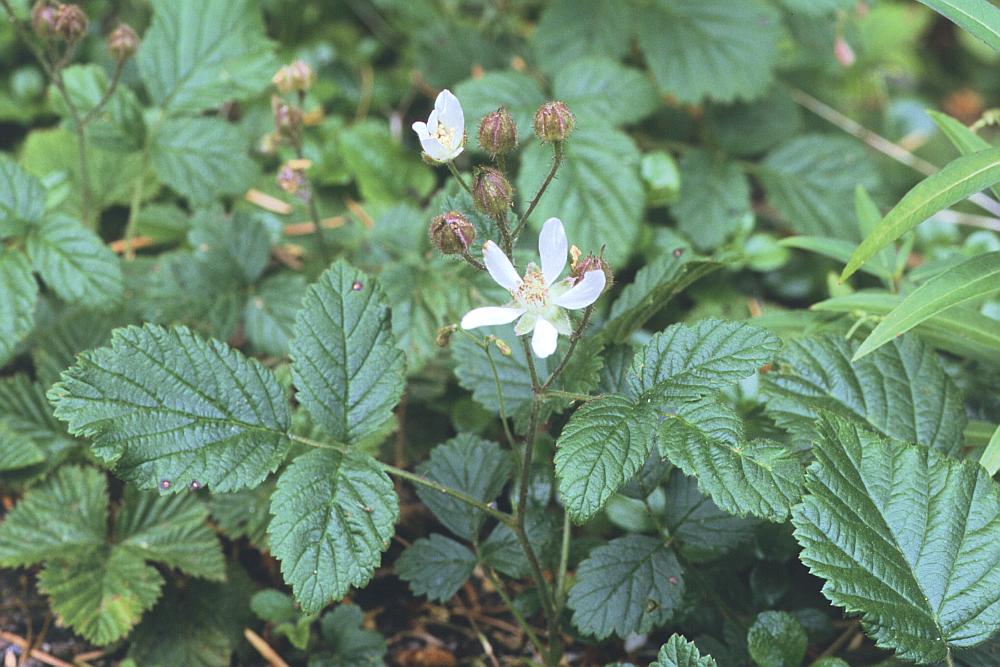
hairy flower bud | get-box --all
[436,324,457,348]
[277,160,311,201]
[31,2,58,40]
[107,23,139,61]
[429,211,476,255]
[472,167,513,218]
[477,107,518,156]
[272,60,315,94]
[271,96,302,138]
[571,249,613,291]
[533,100,575,143]
[54,4,88,42]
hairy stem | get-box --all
[293,136,333,264]
[479,559,547,662]
[484,344,517,452]
[554,510,571,611]
[289,433,515,527]
[514,142,563,239]
[447,161,473,197]
[123,151,148,260]
[80,58,125,125]
[541,302,594,391]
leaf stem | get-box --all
[514,142,562,239]
[79,58,125,125]
[293,136,333,265]
[288,433,515,527]
[123,151,148,260]
[554,509,571,611]
[541,302,594,391]
[479,558,547,662]
[484,344,517,452]
[447,161,473,197]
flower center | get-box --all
[513,265,549,312]
[432,122,457,150]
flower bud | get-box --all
[31,2,58,40]
[271,96,303,138]
[477,107,518,156]
[472,167,513,218]
[272,60,315,94]
[493,338,512,356]
[436,324,457,348]
[107,23,139,61]
[277,160,311,201]
[430,210,476,255]
[571,250,614,291]
[533,101,575,143]
[833,36,856,67]
[54,4,88,43]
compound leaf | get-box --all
[0,248,38,366]
[396,534,476,603]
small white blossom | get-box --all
[461,218,606,359]
[411,89,465,162]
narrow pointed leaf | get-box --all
[854,251,1000,359]
[915,0,1000,52]
[928,111,1000,200]
[842,148,1000,280]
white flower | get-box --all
[411,89,465,162]
[461,218,606,359]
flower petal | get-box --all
[483,241,522,290]
[531,317,559,358]
[435,89,464,134]
[461,306,525,330]
[539,217,567,285]
[411,121,429,139]
[552,270,606,310]
[419,136,449,161]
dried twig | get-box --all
[0,632,74,667]
[243,628,290,667]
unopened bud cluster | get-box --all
[430,211,476,255]
[32,2,88,42]
[272,61,315,94]
[277,160,311,201]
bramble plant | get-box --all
[2,1,1000,666]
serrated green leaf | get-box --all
[927,111,1000,200]
[480,505,558,579]
[396,534,476,602]
[629,319,781,402]
[568,535,684,640]
[553,58,658,127]
[855,251,1000,359]
[671,150,752,250]
[0,465,106,566]
[26,214,124,309]
[0,375,78,482]
[843,148,1000,280]
[915,0,1000,52]
[707,87,802,157]
[762,333,966,454]
[291,261,405,445]
[39,545,164,645]
[453,71,545,144]
[268,448,399,613]
[0,422,44,470]
[31,309,120,387]
[452,325,544,415]
[602,252,724,344]
[114,486,225,581]
[761,135,881,238]
[0,248,38,365]
[663,470,755,562]
[128,566,253,667]
[531,0,631,76]
[151,117,259,204]
[650,634,719,667]
[245,273,307,357]
[811,291,1000,364]
[516,127,643,266]
[49,324,291,492]
[311,604,387,667]
[188,209,271,288]
[0,153,45,236]
[138,0,276,114]
[637,0,781,103]
[659,399,804,522]
[792,415,1000,663]
[339,120,435,205]
[554,395,655,524]
[251,590,313,649]
[747,611,807,667]
[415,434,512,541]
